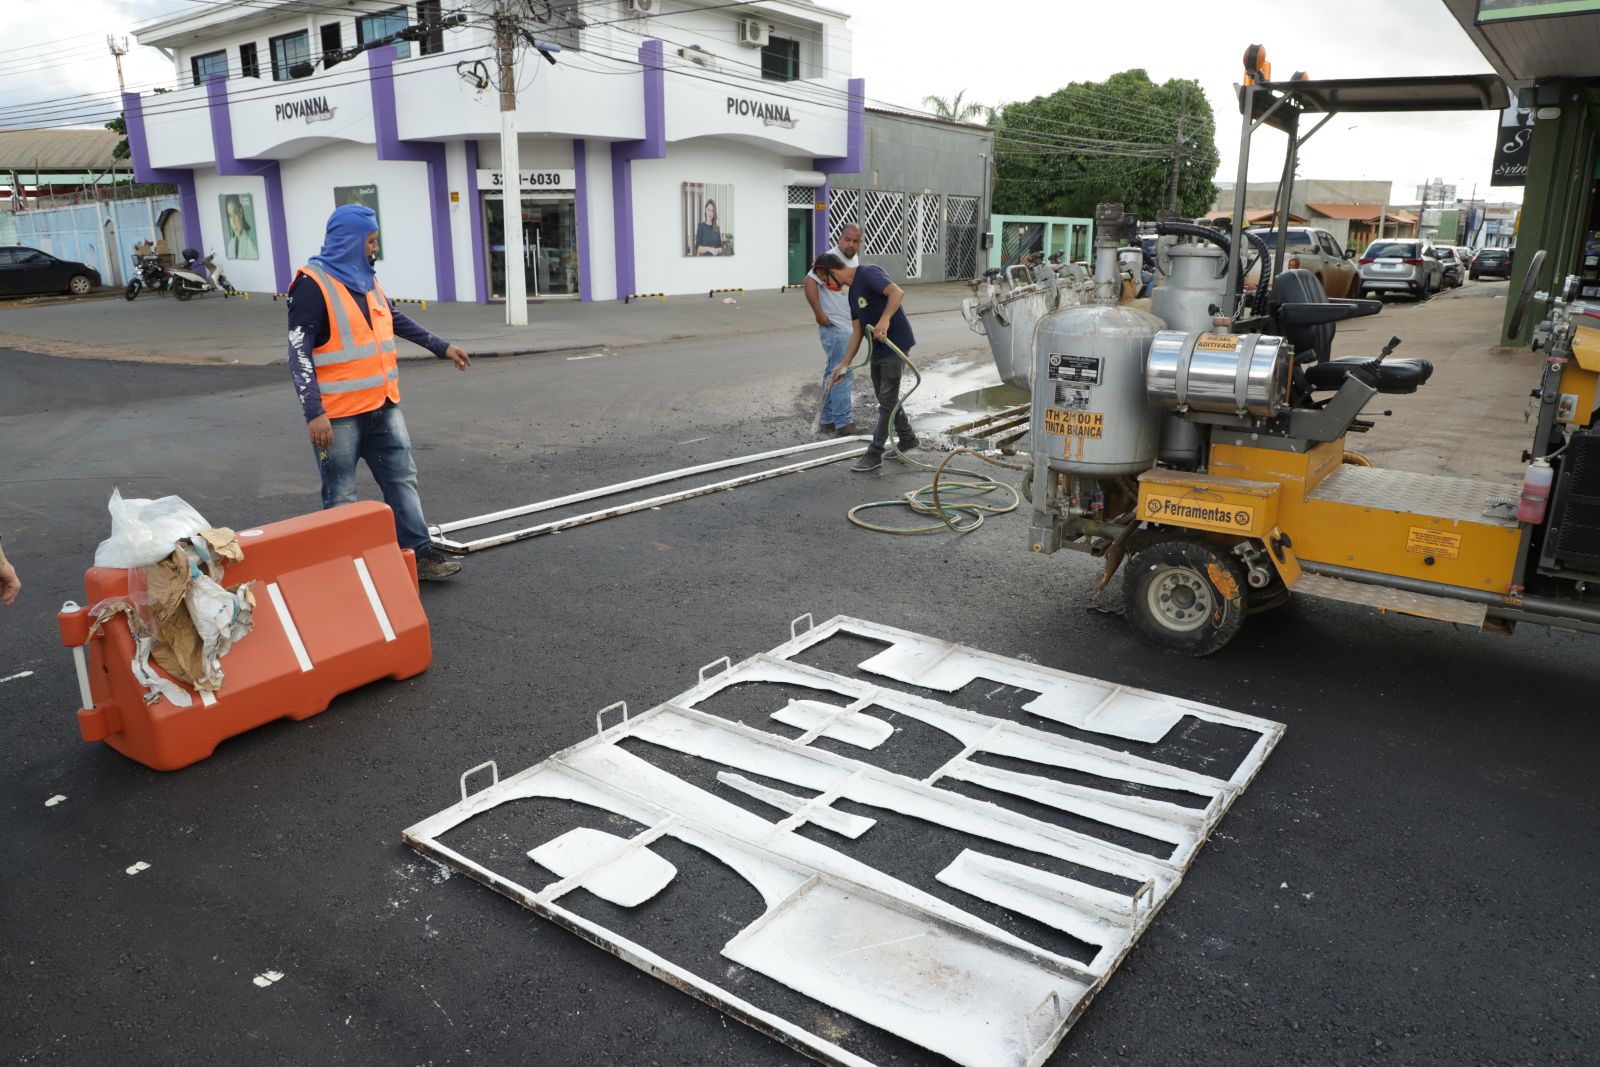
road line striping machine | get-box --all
[967,54,1600,655]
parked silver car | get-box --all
[1436,246,1465,288]
[1356,238,1446,299]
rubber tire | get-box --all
[1124,539,1249,656]
[67,274,93,296]
[1247,571,1291,615]
[173,284,194,301]
[124,281,139,301]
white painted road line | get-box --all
[0,670,34,684]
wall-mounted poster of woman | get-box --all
[333,185,382,260]
[219,193,259,260]
[683,182,734,257]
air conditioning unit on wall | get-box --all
[627,0,655,13]
[738,18,769,46]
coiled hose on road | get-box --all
[825,334,1026,535]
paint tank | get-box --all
[1030,303,1164,476]
[1151,242,1230,333]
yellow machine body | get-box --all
[1137,438,1523,594]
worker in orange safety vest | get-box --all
[286,204,470,580]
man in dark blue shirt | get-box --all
[812,254,918,472]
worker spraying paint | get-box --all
[811,253,918,472]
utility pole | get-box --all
[107,35,128,90]
[495,1,527,325]
[1166,85,1188,213]
[108,36,129,202]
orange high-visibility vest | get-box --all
[295,264,401,419]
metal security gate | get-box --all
[907,193,938,280]
[863,191,904,257]
[1001,220,1046,269]
[946,195,978,280]
[828,188,860,250]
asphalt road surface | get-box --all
[1,309,1594,1066]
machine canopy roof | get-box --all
[1243,74,1509,132]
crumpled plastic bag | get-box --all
[86,525,257,706]
[94,489,210,569]
[144,530,255,692]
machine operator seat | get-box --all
[1270,268,1432,395]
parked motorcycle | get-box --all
[123,251,169,301]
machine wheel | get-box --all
[67,274,93,296]
[1247,570,1291,615]
[124,281,139,301]
[1124,539,1248,656]
[173,284,194,301]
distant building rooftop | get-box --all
[0,129,122,173]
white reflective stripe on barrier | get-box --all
[266,582,314,673]
[353,557,396,642]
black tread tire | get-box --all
[124,281,139,301]
[172,284,194,301]
[1124,539,1249,656]
[1247,571,1291,615]
[67,274,93,296]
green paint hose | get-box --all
[836,334,1026,535]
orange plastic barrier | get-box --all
[57,501,432,771]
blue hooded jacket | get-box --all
[308,204,378,294]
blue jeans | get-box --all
[818,322,853,427]
[314,402,431,553]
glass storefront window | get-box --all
[485,194,579,300]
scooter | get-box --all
[164,248,217,301]
[186,249,238,297]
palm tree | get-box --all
[922,90,989,123]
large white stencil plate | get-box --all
[405,615,1284,1067]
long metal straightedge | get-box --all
[431,437,868,553]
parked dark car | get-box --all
[1471,247,1512,280]
[0,245,102,296]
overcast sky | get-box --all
[1,0,1517,205]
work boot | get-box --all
[851,456,882,473]
[416,546,462,581]
[834,422,859,436]
[818,422,835,435]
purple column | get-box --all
[811,78,864,269]
[814,177,830,256]
[812,77,865,175]
[369,46,455,302]
[611,40,666,301]
[574,139,592,301]
[205,77,292,292]
[121,90,198,262]
[465,140,487,303]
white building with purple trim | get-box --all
[126,0,874,303]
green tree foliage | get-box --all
[105,114,130,161]
[922,90,992,124]
[993,70,1219,219]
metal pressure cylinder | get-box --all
[1031,303,1165,476]
[1151,242,1230,334]
[1146,330,1291,418]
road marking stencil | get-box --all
[404,614,1284,1067]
